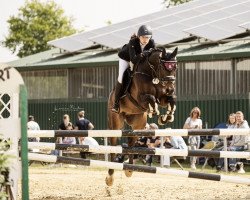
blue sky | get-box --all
[0,0,164,62]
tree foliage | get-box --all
[3,0,76,58]
[164,0,193,7]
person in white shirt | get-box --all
[183,107,202,170]
[27,115,40,142]
[79,137,99,159]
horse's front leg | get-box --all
[140,94,159,118]
[158,95,176,125]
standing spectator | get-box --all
[75,110,94,158]
[75,110,94,131]
[183,107,202,170]
[227,111,249,172]
[27,115,40,142]
[58,114,74,130]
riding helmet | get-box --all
[137,25,152,37]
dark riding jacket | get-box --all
[118,37,155,64]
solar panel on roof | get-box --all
[49,0,221,51]
[185,10,250,41]
[90,0,229,48]
[140,0,250,44]
[49,0,250,52]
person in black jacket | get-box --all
[111,25,155,113]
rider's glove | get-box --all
[141,50,151,57]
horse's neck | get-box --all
[134,60,152,75]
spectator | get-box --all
[58,114,75,130]
[145,123,161,166]
[183,107,202,170]
[27,115,40,142]
[75,110,94,158]
[216,113,236,171]
[134,123,149,164]
[163,134,188,167]
[227,111,249,172]
[51,115,76,156]
[62,122,76,144]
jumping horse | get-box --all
[106,47,178,186]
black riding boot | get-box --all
[111,82,123,113]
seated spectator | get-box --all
[227,111,249,172]
[79,137,99,159]
[145,123,161,166]
[134,123,149,164]
[62,122,76,144]
[217,111,249,173]
[51,115,75,156]
[216,113,236,171]
[163,135,188,167]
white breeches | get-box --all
[118,58,129,83]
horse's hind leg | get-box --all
[124,136,138,177]
[106,104,124,186]
[124,113,147,177]
[106,137,117,186]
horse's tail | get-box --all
[107,90,114,129]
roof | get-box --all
[8,39,250,70]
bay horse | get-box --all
[106,47,178,186]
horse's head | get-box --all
[146,47,178,95]
[148,47,178,77]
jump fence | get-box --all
[27,128,250,185]
[28,142,250,159]
[28,128,250,138]
[28,153,250,185]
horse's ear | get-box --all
[168,47,178,60]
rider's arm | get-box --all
[128,39,142,64]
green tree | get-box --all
[3,0,77,58]
[164,0,193,7]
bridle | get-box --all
[146,50,177,85]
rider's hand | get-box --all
[141,50,151,57]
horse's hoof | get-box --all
[105,175,114,186]
[124,170,133,177]
[167,115,174,122]
[158,115,166,125]
[148,112,153,118]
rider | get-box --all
[111,25,155,113]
